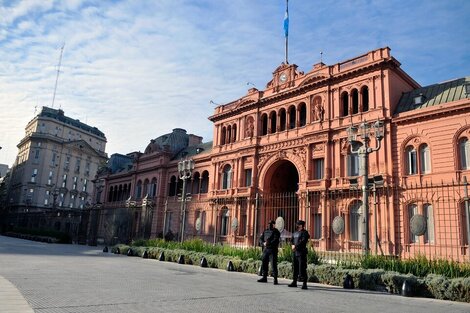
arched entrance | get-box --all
[262,160,299,235]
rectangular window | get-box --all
[64,156,70,170]
[313,158,324,180]
[75,159,81,173]
[245,169,252,187]
[313,213,322,239]
[408,149,417,175]
[70,194,75,208]
[31,169,38,183]
[164,212,173,234]
[72,176,77,190]
[48,171,53,185]
[34,150,40,159]
[51,153,57,166]
[347,153,359,176]
[424,204,435,244]
[62,174,67,188]
[83,179,88,192]
[409,204,418,243]
[59,193,64,207]
[44,190,50,205]
[85,162,91,176]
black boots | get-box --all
[257,277,267,283]
[288,281,297,287]
[302,281,308,290]
[273,277,278,285]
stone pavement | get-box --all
[0,235,469,313]
[0,275,34,313]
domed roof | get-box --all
[144,128,189,157]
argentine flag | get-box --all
[283,5,289,37]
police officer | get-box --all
[288,220,310,290]
[257,220,280,285]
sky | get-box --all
[0,0,469,166]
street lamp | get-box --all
[347,120,384,255]
[178,159,194,242]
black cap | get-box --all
[268,220,276,225]
[296,220,305,226]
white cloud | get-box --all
[0,0,468,165]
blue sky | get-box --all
[0,0,469,166]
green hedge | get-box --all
[112,244,470,303]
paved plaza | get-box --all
[0,235,469,313]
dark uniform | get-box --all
[257,220,281,285]
[288,220,310,289]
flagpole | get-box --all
[285,0,289,64]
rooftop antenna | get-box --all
[320,51,323,64]
[51,43,65,109]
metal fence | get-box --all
[3,179,469,264]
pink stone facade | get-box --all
[95,47,470,261]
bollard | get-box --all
[127,248,133,256]
[158,251,165,261]
[227,260,235,272]
[343,274,354,289]
[200,257,208,268]
[142,250,148,259]
[178,255,185,264]
[103,246,108,253]
[401,280,413,297]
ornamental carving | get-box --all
[292,147,306,164]
[245,116,255,138]
[340,138,350,155]
[311,143,325,156]
[259,138,304,153]
[311,96,324,122]
[413,138,421,145]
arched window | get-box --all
[222,165,232,189]
[192,172,200,194]
[232,124,237,142]
[227,125,232,144]
[261,114,268,136]
[168,176,177,196]
[200,171,209,193]
[221,126,226,145]
[424,203,435,244]
[341,92,349,116]
[350,201,362,242]
[150,178,157,197]
[299,102,307,127]
[270,111,277,134]
[220,208,230,236]
[352,89,359,114]
[108,186,114,202]
[347,152,359,177]
[136,180,142,199]
[361,86,369,112]
[279,108,286,131]
[288,105,296,129]
[143,179,149,197]
[459,137,470,170]
[406,146,417,175]
[408,203,418,243]
[419,144,431,174]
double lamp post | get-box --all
[347,120,384,255]
[178,159,194,242]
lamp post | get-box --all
[178,159,194,242]
[347,120,384,255]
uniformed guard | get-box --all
[288,220,310,289]
[257,220,281,285]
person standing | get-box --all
[257,220,281,285]
[288,220,310,290]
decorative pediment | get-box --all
[299,74,328,87]
[63,140,102,157]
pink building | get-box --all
[93,47,470,261]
